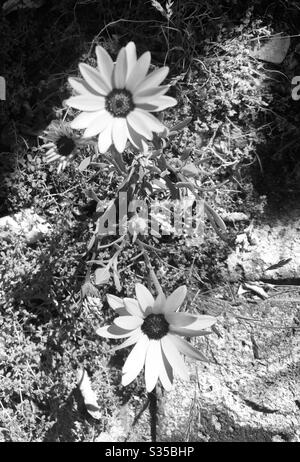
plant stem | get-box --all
[148,386,157,443]
[136,239,163,295]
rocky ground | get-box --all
[226,203,300,283]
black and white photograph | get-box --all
[0,0,299,447]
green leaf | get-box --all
[78,156,91,172]
[244,283,269,299]
[265,258,292,271]
[182,163,199,177]
[87,233,96,251]
[204,202,227,231]
[95,267,110,285]
[113,268,122,292]
[77,369,101,420]
[170,117,192,133]
[85,188,99,202]
[152,178,167,191]
[142,180,153,195]
[112,257,122,292]
[164,175,180,199]
[250,35,290,64]
[180,148,192,162]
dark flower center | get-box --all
[56,136,76,157]
[141,313,169,340]
[105,89,134,117]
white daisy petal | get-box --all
[164,286,187,314]
[107,294,125,312]
[131,109,165,133]
[170,327,213,337]
[126,51,151,92]
[125,42,137,80]
[122,334,149,385]
[46,151,59,158]
[124,297,144,318]
[152,292,166,314]
[143,95,177,112]
[68,77,98,96]
[40,142,55,149]
[113,47,127,89]
[159,348,174,391]
[123,333,148,373]
[126,123,147,150]
[144,340,161,392]
[66,95,105,111]
[79,63,111,95]
[44,154,56,163]
[96,324,135,339]
[112,117,128,153]
[161,335,189,380]
[70,111,100,130]
[132,102,158,111]
[45,152,58,160]
[96,46,114,89]
[183,315,217,330]
[134,66,169,93]
[135,283,154,313]
[113,315,143,330]
[134,85,170,100]
[106,295,136,316]
[140,138,149,153]
[110,328,142,352]
[168,334,210,362]
[83,111,112,138]
[165,312,198,327]
[45,148,55,155]
[169,314,216,337]
[97,120,113,153]
[114,308,129,316]
[45,154,59,162]
[170,327,212,337]
[127,109,153,139]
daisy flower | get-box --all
[97,284,217,392]
[65,42,177,154]
[40,120,80,173]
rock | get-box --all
[225,212,300,281]
[0,208,51,244]
[220,212,250,223]
[95,409,130,442]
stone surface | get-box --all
[0,208,51,244]
[226,210,300,282]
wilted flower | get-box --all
[40,120,79,173]
[66,42,177,154]
[97,284,217,392]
